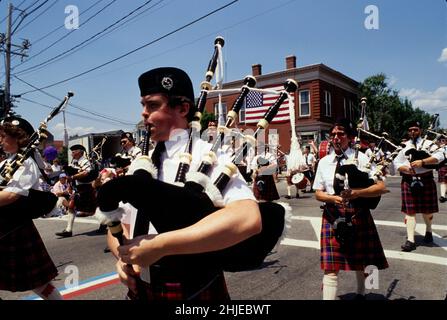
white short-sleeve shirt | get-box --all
[1,154,41,196]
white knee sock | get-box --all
[66,211,76,232]
[423,214,433,233]
[440,183,447,198]
[355,271,366,295]
[33,282,63,300]
[287,186,292,197]
[322,274,338,300]
[405,215,416,243]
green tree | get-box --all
[359,73,434,142]
[200,109,216,133]
[57,146,68,166]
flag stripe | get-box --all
[244,85,294,124]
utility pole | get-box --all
[0,3,30,118]
[63,110,69,147]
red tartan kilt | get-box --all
[401,175,438,214]
[0,221,58,292]
[75,183,97,213]
[128,273,230,301]
[253,175,280,201]
[438,166,447,183]
[320,206,388,271]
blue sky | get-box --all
[0,0,446,139]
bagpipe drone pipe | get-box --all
[0,92,73,222]
[96,79,298,273]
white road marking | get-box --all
[283,215,447,265]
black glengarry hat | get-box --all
[121,132,134,142]
[138,67,195,102]
[407,120,421,128]
[333,117,357,137]
[0,116,35,136]
[70,144,86,152]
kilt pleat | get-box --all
[0,221,58,292]
[253,175,280,201]
[75,184,97,213]
[130,272,230,301]
[320,206,388,271]
[438,166,447,183]
[401,174,438,214]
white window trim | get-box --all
[299,90,311,117]
[324,91,332,117]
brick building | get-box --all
[204,55,360,154]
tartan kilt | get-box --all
[128,272,230,301]
[438,166,447,183]
[0,221,58,292]
[401,173,438,215]
[320,205,388,271]
[253,174,280,201]
[75,183,97,213]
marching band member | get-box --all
[251,144,280,202]
[437,137,447,203]
[394,121,444,252]
[107,67,261,300]
[313,118,388,300]
[302,145,316,192]
[120,132,142,160]
[0,116,62,300]
[55,144,97,238]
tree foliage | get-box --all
[359,73,435,142]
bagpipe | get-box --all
[404,114,446,170]
[95,37,296,279]
[0,92,73,222]
[331,98,395,209]
[64,137,106,183]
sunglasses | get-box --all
[120,140,128,144]
[408,128,420,132]
[330,132,347,138]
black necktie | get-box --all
[333,155,344,196]
[151,141,166,175]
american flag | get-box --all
[244,85,294,124]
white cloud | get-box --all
[50,123,96,140]
[400,86,447,127]
[438,48,447,63]
[400,86,447,111]
[388,75,398,87]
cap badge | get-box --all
[161,77,174,90]
[11,120,20,126]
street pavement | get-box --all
[1,175,446,300]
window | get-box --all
[324,91,331,117]
[214,102,227,124]
[349,100,355,121]
[299,90,310,116]
[343,98,347,118]
[239,103,245,124]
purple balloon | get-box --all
[43,146,58,162]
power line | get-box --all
[17,0,239,95]
[20,96,135,127]
[31,0,104,46]
[13,75,136,125]
[11,0,50,36]
[14,0,60,34]
[13,0,117,69]
[15,0,154,75]
[21,0,167,75]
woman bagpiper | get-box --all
[313,118,388,300]
[0,116,62,300]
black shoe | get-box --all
[103,246,111,253]
[423,232,433,243]
[295,194,300,198]
[284,195,291,199]
[440,197,447,203]
[353,294,366,300]
[96,224,108,234]
[55,230,72,238]
[401,240,416,252]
